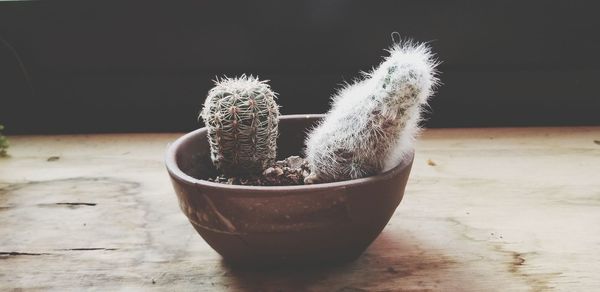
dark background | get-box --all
[1,1,599,134]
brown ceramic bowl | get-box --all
[166,114,414,266]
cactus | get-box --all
[304,40,439,183]
[201,75,279,176]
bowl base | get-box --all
[192,222,371,268]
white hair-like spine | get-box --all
[304,40,439,183]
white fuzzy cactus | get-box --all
[304,40,439,184]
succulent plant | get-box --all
[201,75,279,176]
[304,40,439,183]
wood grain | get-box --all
[1,128,599,291]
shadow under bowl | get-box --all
[165,114,414,267]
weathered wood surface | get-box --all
[1,128,599,291]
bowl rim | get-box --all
[165,114,414,194]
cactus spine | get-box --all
[304,40,439,183]
[201,75,279,176]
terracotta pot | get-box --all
[165,114,414,266]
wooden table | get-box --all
[1,127,599,291]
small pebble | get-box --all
[273,167,284,176]
[287,156,304,169]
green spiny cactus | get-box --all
[201,75,279,176]
[0,124,8,157]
